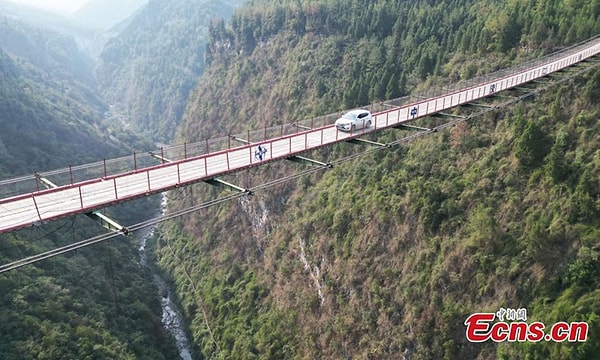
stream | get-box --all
[138,194,193,360]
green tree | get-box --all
[515,121,550,168]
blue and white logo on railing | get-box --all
[255,144,268,161]
[410,106,418,118]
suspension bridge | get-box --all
[1,36,600,236]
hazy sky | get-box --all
[8,0,91,13]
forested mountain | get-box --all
[0,0,105,59]
[0,16,130,175]
[0,211,180,359]
[0,10,179,360]
[95,0,246,143]
[151,0,600,359]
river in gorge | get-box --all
[137,194,192,360]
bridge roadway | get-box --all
[1,36,600,235]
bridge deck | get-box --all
[1,36,600,235]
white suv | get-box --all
[335,109,372,132]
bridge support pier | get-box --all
[394,124,435,132]
[204,178,251,194]
[286,155,333,168]
[346,138,389,148]
[148,150,172,163]
[88,211,129,234]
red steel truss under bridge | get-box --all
[1,35,600,235]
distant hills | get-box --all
[95,0,246,142]
[0,0,147,31]
[2,0,246,144]
[71,0,148,30]
[0,0,95,39]
[0,6,153,175]
[0,0,145,59]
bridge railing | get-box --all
[1,35,599,202]
[0,112,363,199]
[411,33,600,101]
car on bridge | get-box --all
[335,109,372,132]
